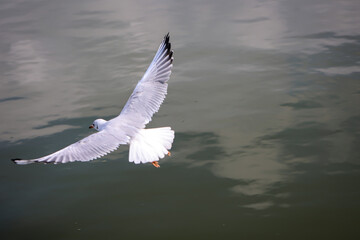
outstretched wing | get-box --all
[113,33,174,130]
[12,130,126,165]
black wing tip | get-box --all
[167,42,172,53]
[164,33,172,54]
[164,32,170,46]
[11,158,22,164]
[11,158,52,165]
[169,50,174,59]
[161,33,174,63]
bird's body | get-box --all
[12,33,175,167]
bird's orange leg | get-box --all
[151,152,171,168]
[152,161,160,168]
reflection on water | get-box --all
[9,40,47,85]
[1,0,360,239]
[317,66,360,75]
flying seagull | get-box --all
[12,33,175,168]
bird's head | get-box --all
[89,119,107,131]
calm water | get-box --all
[1,0,360,239]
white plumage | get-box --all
[12,33,174,167]
[129,127,174,164]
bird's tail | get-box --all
[129,127,174,165]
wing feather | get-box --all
[114,33,174,130]
[12,130,123,165]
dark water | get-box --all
[1,0,360,239]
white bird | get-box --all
[12,33,175,168]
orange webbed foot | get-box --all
[151,161,160,168]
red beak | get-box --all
[89,125,94,129]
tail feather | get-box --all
[129,127,174,164]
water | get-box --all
[1,0,360,239]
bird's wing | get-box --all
[12,130,126,165]
[113,33,174,130]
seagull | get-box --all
[12,33,175,168]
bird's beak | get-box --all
[89,125,94,129]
